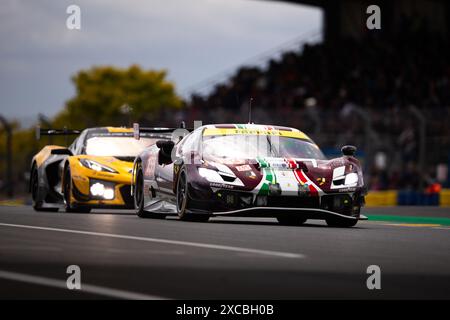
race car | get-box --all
[132,123,367,227]
[30,126,172,213]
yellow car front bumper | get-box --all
[68,157,134,209]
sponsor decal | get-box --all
[210,182,235,189]
[244,171,257,179]
[317,177,326,186]
[96,173,114,178]
[236,164,252,172]
[338,187,356,192]
[145,156,156,178]
[203,127,310,140]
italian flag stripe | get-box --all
[256,157,268,168]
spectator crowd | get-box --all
[174,26,450,191]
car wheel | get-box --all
[325,218,358,228]
[63,167,91,214]
[176,168,209,222]
[31,166,58,212]
[134,162,165,219]
[276,215,307,226]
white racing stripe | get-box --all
[0,270,165,300]
[0,222,304,259]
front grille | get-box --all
[215,190,253,209]
[321,194,353,215]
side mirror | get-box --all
[156,140,174,150]
[156,140,174,165]
[341,145,357,156]
[51,148,73,156]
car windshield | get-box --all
[85,136,158,157]
[202,134,325,160]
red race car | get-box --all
[132,123,367,227]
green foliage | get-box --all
[0,126,37,194]
[53,65,182,128]
[0,65,182,196]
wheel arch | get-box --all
[173,160,185,194]
[61,159,72,191]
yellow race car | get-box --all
[30,126,172,213]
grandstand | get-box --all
[174,0,450,192]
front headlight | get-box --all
[331,165,359,189]
[344,172,358,185]
[198,168,224,183]
[198,167,238,183]
[79,159,118,173]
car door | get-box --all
[154,129,200,201]
[154,158,175,199]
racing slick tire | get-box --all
[325,217,358,228]
[276,215,307,226]
[30,166,58,212]
[134,162,166,219]
[176,168,209,222]
[63,167,91,214]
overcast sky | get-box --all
[0,0,322,126]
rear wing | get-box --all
[132,123,193,140]
[36,126,81,140]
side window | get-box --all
[69,137,78,154]
[72,131,86,155]
[78,133,87,155]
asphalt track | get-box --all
[0,205,449,299]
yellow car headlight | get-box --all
[79,159,118,173]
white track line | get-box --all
[0,270,165,300]
[0,222,304,259]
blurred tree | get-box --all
[0,122,36,197]
[0,65,182,198]
[53,65,182,128]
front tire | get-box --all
[176,168,209,222]
[63,167,91,214]
[134,162,165,219]
[30,166,58,212]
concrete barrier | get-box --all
[366,189,450,207]
[365,190,398,206]
[440,189,450,207]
